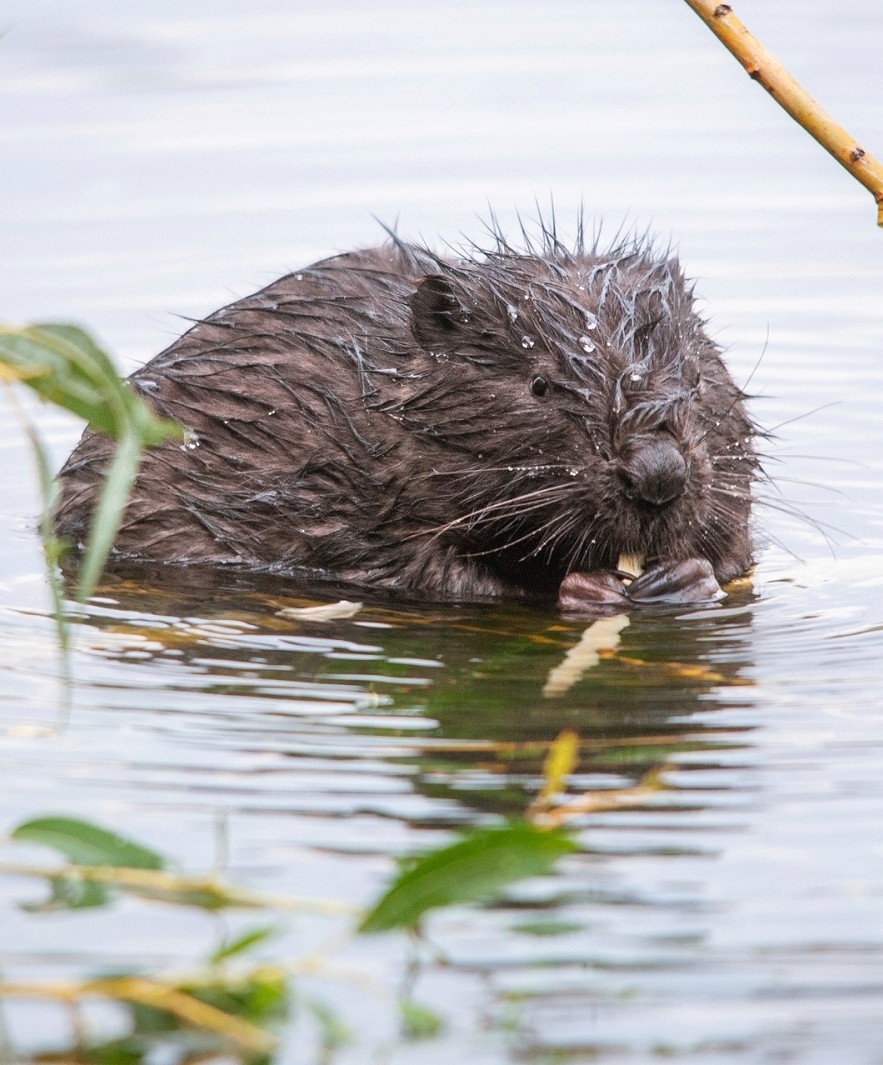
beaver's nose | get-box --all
[618,437,687,508]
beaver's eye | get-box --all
[530,375,549,398]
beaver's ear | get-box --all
[410,275,468,350]
[631,286,666,358]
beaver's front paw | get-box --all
[557,570,631,613]
[626,558,723,605]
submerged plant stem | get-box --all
[76,429,140,601]
[534,767,668,828]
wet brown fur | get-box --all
[55,224,758,602]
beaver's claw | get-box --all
[557,570,631,613]
[558,558,723,613]
[626,558,723,605]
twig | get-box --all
[533,768,669,829]
[0,861,358,917]
[684,0,883,226]
[0,976,276,1055]
[345,729,742,756]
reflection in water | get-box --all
[3,566,762,1060]
[541,614,631,697]
[67,564,759,756]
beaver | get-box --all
[54,225,758,610]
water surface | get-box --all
[2,2,883,1061]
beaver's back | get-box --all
[54,245,432,574]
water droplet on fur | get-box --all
[507,305,519,322]
[578,335,595,353]
[521,335,535,349]
[267,408,277,416]
[568,467,579,477]
[584,312,598,330]
[295,273,304,280]
[629,372,642,383]
[181,430,201,451]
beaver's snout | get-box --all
[617,436,687,508]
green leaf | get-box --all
[511,919,584,937]
[0,324,179,443]
[178,966,290,1027]
[21,874,110,912]
[0,324,128,436]
[81,1036,147,1064]
[125,882,252,911]
[399,999,443,1040]
[11,816,166,870]
[76,430,142,601]
[1,321,182,601]
[210,925,280,965]
[359,821,577,934]
[303,997,350,1052]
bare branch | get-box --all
[684,0,883,226]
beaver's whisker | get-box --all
[404,482,575,543]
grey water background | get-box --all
[2,0,883,1061]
